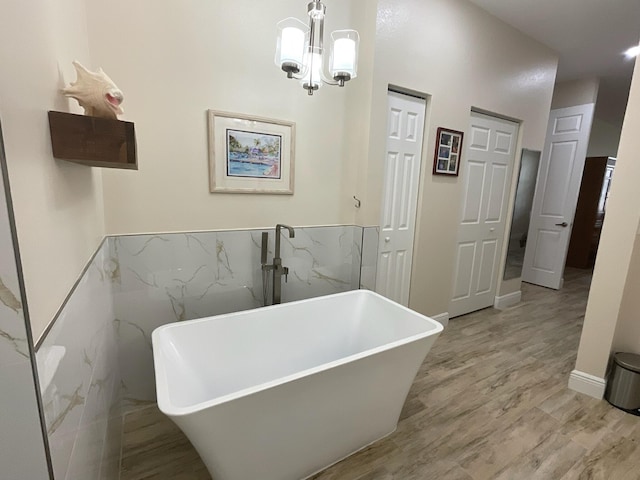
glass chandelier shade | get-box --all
[274,1,360,95]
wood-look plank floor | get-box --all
[120,268,640,480]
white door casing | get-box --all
[522,104,595,289]
[450,112,519,318]
[375,91,426,306]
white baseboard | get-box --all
[430,312,449,328]
[494,291,522,310]
[568,370,606,399]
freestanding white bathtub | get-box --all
[152,290,443,480]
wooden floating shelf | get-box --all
[48,111,137,169]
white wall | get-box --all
[550,78,599,109]
[342,0,379,217]
[0,0,106,340]
[354,0,558,316]
[587,116,621,158]
[1,0,560,337]
[613,233,640,354]
[84,0,364,234]
[86,0,558,318]
[574,60,640,380]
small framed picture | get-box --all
[208,110,295,194]
[433,127,464,176]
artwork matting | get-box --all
[208,110,295,194]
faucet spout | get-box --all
[275,224,295,261]
[276,224,295,239]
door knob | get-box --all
[489,228,495,232]
[555,222,568,227]
[385,237,391,243]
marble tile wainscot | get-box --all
[32,224,372,478]
[111,225,365,410]
[360,226,379,291]
[36,240,121,480]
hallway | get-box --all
[120,269,640,479]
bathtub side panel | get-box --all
[169,334,439,480]
[155,290,441,411]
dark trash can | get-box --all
[605,352,640,415]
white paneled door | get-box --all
[522,104,595,289]
[376,91,426,306]
[450,112,519,318]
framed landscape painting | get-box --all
[208,110,295,194]
[433,127,464,176]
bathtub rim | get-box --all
[152,289,443,417]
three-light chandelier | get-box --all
[274,0,360,95]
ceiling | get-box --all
[467,0,640,125]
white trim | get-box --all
[568,370,606,399]
[430,312,449,328]
[493,291,522,310]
